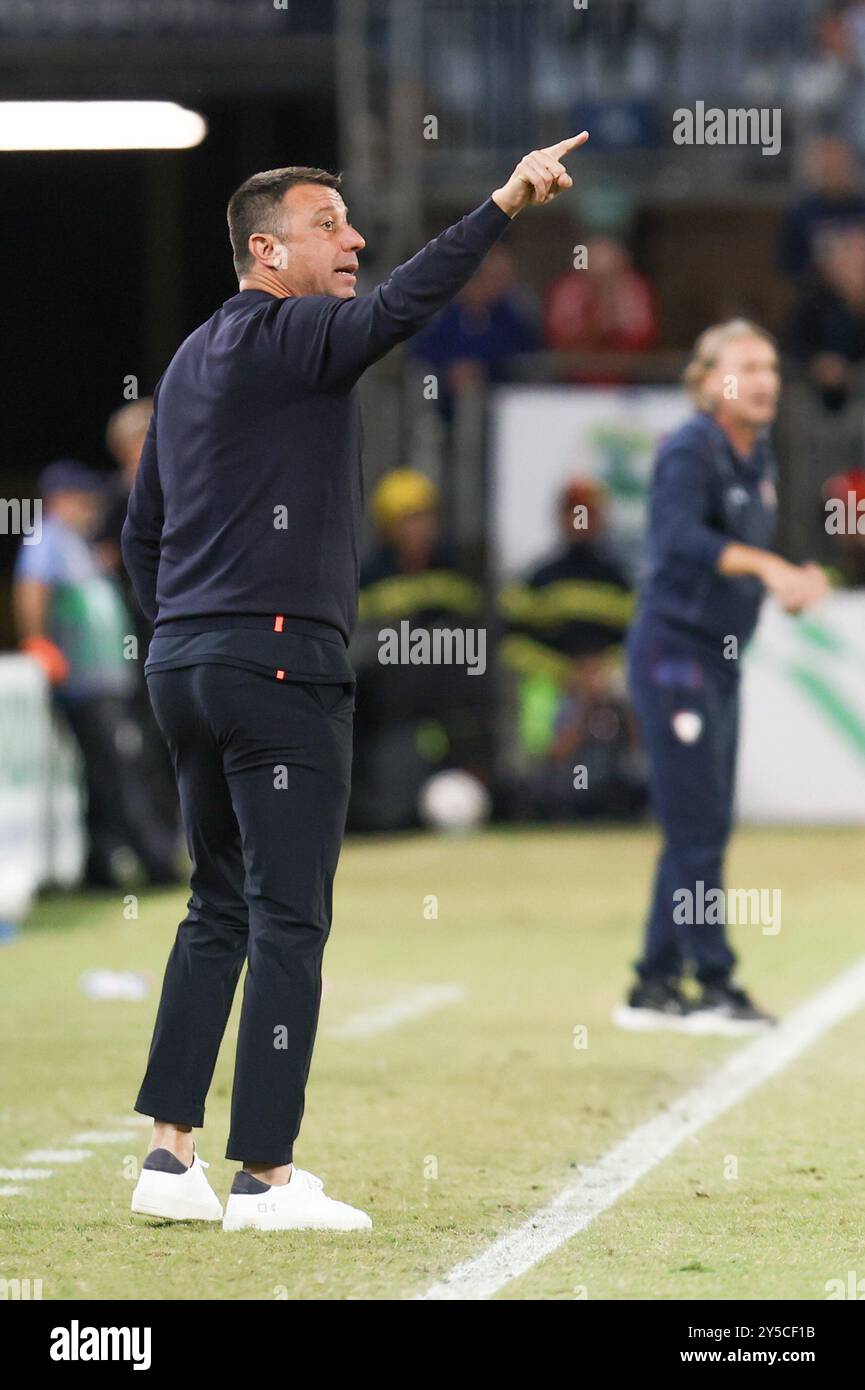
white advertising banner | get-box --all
[490,386,865,824]
[490,384,689,579]
[0,654,84,916]
[739,594,865,824]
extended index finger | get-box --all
[545,131,589,159]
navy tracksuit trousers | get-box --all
[134,664,354,1165]
[627,624,738,985]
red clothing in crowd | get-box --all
[545,265,658,379]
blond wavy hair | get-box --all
[683,319,777,410]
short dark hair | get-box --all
[226,166,342,277]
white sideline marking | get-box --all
[328,984,465,1040]
[0,1118,145,1198]
[69,1131,140,1145]
[420,955,865,1301]
[25,1149,92,1164]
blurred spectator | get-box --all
[99,398,153,581]
[789,225,865,408]
[98,399,154,664]
[348,469,489,831]
[790,10,865,156]
[408,247,543,417]
[13,460,178,888]
[544,235,658,380]
[823,467,865,585]
[835,1,865,152]
[96,399,178,832]
[498,479,644,820]
[779,134,865,278]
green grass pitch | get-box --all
[1,825,863,1301]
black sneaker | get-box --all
[612,978,695,1032]
[688,981,776,1036]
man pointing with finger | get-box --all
[122,133,589,1233]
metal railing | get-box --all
[0,0,335,36]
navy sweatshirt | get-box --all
[631,412,778,664]
[121,195,511,680]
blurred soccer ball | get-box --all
[0,877,33,924]
[418,770,491,832]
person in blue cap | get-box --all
[615,320,828,1035]
[13,459,179,887]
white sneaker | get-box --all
[131,1148,223,1222]
[222,1167,372,1232]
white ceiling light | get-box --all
[0,102,208,151]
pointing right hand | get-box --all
[492,132,589,218]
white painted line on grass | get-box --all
[0,1116,146,1200]
[0,1168,54,1181]
[25,1149,92,1164]
[328,984,466,1041]
[420,954,865,1301]
[68,1131,142,1145]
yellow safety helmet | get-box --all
[371,469,439,534]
